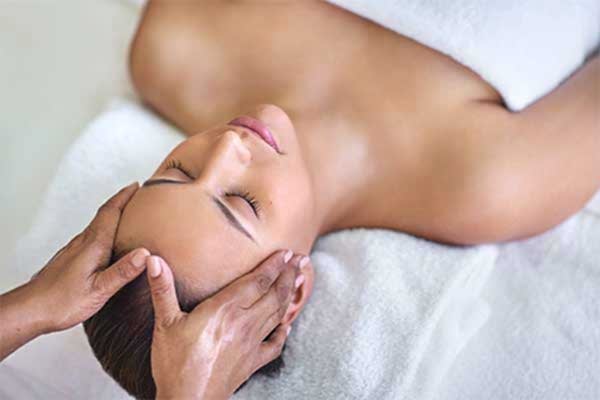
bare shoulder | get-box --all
[421,56,600,245]
[129,1,234,134]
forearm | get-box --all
[0,283,49,361]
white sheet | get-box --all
[2,99,496,400]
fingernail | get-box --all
[294,274,305,289]
[283,249,293,263]
[148,256,162,278]
[286,326,292,336]
[131,248,149,268]
[298,256,310,269]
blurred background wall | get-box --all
[0,0,139,289]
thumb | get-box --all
[147,256,182,327]
[93,248,149,297]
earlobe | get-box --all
[280,264,314,326]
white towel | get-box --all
[325,0,599,111]
[2,99,496,400]
[435,209,600,400]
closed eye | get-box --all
[225,191,261,218]
[165,159,261,218]
[166,158,194,180]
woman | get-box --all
[84,1,600,399]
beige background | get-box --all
[0,0,140,290]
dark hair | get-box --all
[83,252,285,400]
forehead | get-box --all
[116,185,265,296]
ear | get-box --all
[280,262,314,326]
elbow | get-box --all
[436,173,538,246]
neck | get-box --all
[284,104,376,237]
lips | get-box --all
[227,116,280,153]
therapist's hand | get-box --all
[27,182,150,333]
[147,250,302,400]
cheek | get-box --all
[264,168,312,211]
[269,177,315,245]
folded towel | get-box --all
[3,99,496,399]
[325,0,599,111]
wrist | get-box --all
[4,282,55,335]
[0,282,52,361]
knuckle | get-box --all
[275,304,285,320]
[266,341,284,361]
[266,291,283,315]
[98,201,117,216]
[254,274,272,294]
[266,308,283,330]
[151,281,171,298]
[83,225,98,243]
[263,256,282,275]
[72,232,86,247]
[276,282,292,303]
[86,226,112,247]
[154,317,172,332]
[91,276,104,293]
[92,276,111,296]
[115,261,133,281]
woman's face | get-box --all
[115,104,316,298]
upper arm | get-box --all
[432,57,600,245]
[129,2,228,135]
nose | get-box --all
[199,130,251,191]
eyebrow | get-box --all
[143,179,186,187]
[210,196,256,242]
[142,178,256,242]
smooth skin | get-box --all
[129,1,600,246]
[0,183,302,400]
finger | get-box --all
[254,324,291,372]
[147,256,183,326]
[84,182,139,246]
[219,249,294,308]
[93,247,149,297]
[251,254,302,340]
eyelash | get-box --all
[166,159,194,178]
[165,158,261,217]
[226,190,261,217]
